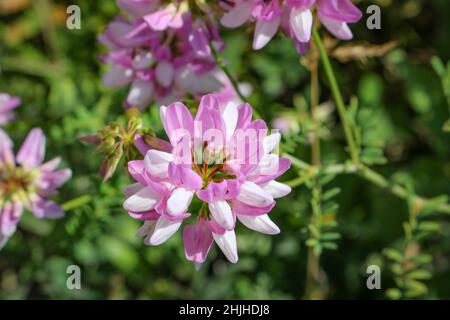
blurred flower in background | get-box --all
[0,93,21,126]
[99,0,228,110]
[0,128,71,250]
[220,0,362,53]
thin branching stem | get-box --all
[286,155,450,215]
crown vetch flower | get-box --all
[220,0,362,53]
[0,128,72,249]
[99,1,226,110]
[123,94,292,266]
[0,93,21,126]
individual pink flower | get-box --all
[0,128,72,249]
[220,0,362,53]
[123,94,291,266]
[0,93,21,126]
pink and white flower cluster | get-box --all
[0,93,21,126]
[123,94,291,266]
[220,0,362,53]
[0,128,72,249]
[100,0,227,110]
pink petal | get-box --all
[183,220,213,264]
[320,17,353,40]
[253,17,280,50]
[221,1,255,28]
[102,64,133,88]
[316,0,362,23]
[155,61,174,88]
[0,129,15,165]
[31,198,64,219]
[160,103,194,145]
[17,128,46,168]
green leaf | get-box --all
[321,232,341,241]
[322,202,339,214]
[313,244,323,256]
[410,254,433,265]
[305,239,318,247]
[404,279,428,297]
[318,174,336,186]
[417,221,441,233]
[407,269,432,280]
[386,288,402,300]
[383,248,404,262]
[322,242,338,250]
[322,188,341,201]
[419,195,449,216]
[431,56,446,77]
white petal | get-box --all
[195,71,224,93]
[133,52,154,70]
[290,8,313,43]
[155,61,174,87]
[102,65,133,88]
[263,133,281,155]
[213,230,238,263]
[220,1,254,28]
[261,180,291,198]
[236,181,274,207]
[123,186,161,212]
[222,101,239,141]
[175,67,223,95]
[126,79,153,110]
[320,17,353,40]
[167,187,194,216]
[145,216,182,245]
[238,214,280,235]
[253,17,280,50]
[136,220,157,237]
[209,200,233,230]
[144,150,174,179]
[255,154,280,176]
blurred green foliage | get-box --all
[0,0,449,299]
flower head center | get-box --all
[0,167,34,201]
[192,143,236,188]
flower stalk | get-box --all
[304,40,326,299]
[312,29,360,163]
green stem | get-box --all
[312,30,359,163]
[210,45,262,119]
[357,165,450,214]
[304,49,325,300]
[62,195,93,211]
